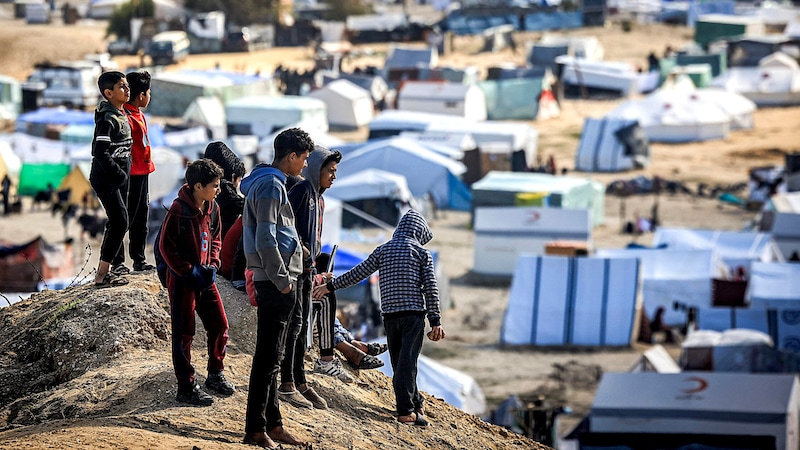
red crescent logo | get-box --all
[682,376,708,394]
[526,211,541,223]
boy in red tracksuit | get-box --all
[159,159,235,406]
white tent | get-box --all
[574,117,650,172]
[628,345,681,373]
[474,206,591,276]
[397,82,487,121]
[257,125,344,164]
[589,372,800,450]
[149,146,186,201]
[770,212,800,260]
[652,227,778,270]
[182,96,227,140]
[501,255,640,346]
[382,44,438,75]
[308,79,374,129]
[748,262,800,309]
[595,248,715,325]
[375,338,486,415]
[710,52,800,106]
[226,95,328,139]
[325,168,414,204]
[555,55,640,97]
[336,137,471,210]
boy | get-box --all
[89,71,133,287]
[111,70,155,275]
[280,145,344,409]
[313,209,445,426]
[159,159,235,406]
[242,128,312,448]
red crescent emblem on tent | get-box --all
[682,376,708,394]
[526,211,541,223]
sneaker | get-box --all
[176,382,214,406]
[110,264,131,275]
[278,389,314,409]
[313,358,355,384]
[205,371,235,396]
[134,261,156,272]
[300,386,328,409]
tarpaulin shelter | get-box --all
[0,236,74,292]
[18,162,69,196]
[574,118,649,172]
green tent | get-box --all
[479,78,543,120]
[18,163,70,196]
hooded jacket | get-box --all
[123,102,154,176]
[330,209,440,326]
[159,183,222,277]
[89,100,133,193]
[288,146,335,269]
[240,163,303,290]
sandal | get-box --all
[95,272,129,288]
[366,342,388,356]
[398,413,428,427]
[110,264,131,275]
[348,354,384,370]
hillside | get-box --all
[0,273,548,450]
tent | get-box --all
[555,55,640,97]
[0,141,21,184]
[574,117,650,172]
[479,77,548,121]
[0,74,21,120]
[257,125,344,164]
[501,255,640,346]
[15,107,94,138]
[397,81,487,121]
[595,248,715,325]
[57,163,92,205]
[336,137,471,211]
[324,168,415,228]
[628,345,681,373]
[308,79,374,130]
[0,236,74,292]
[375,338,486,415]
[382,45,438,76]
[17,163,69,196]
[747,262,800,309]
[149,146,186,201]
[473,206,591,276]
[587,372,799,449]
[182,96,227,140]
[769,212,800,261]
[471,171,605,226]
[710,52,800,106]
[226,95,328,138]
[652,227,778,270]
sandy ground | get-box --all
[0,11,799,448]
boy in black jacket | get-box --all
[90,71,133,287]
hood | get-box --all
[95,99,123,121]
[301,145,335,195]
[176,183,210,215]
[240,163,284,196]
[393,209,432,245]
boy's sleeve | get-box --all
[93,119,127,186]
[288,185,313,267]
[421,251,441,327]
[253,184,291,290]
[209,201,222,270]
[331,248,380,291]
[159,206,194,277]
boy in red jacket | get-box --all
[159,159,235,406]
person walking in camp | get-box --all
[279,146,349,408]
[111,70,155,275]
[89,71,133,288]
[313,209,445,426]
[242,127,313,448]
[2,174,11,215]
[159,158,235,406]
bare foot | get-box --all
[268,425,308,447]
[243,431,278,449]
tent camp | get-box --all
[257,126,345,164]
[501,255,641,346]
[308,79,373,130]
[335,137,471,211]
[396,81,487,121]
[710,52,800,106]
[226,95,328,138]
[473,206,591,276]
[324,168,415,228]
[149,69,277,117]
[574,117,650,172]
[375,338,486,415]
[182,96,227,140]
[0,236,74,292]
[15,107,94,138]
[586,372,800,449]
[595,248,716,325]
[471,171,605,226]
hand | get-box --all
[280,284,292,294]
[427,326,445,342]
[202,264,217,288]
[312,284,330,300]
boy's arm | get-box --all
[330,249,380,291]
[93,119,127,185]
[209,201,222,269]
[160,206,194,276]
[288,184,313,268]
[421,251,441,327]
[254,186,292,291]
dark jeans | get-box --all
[384,313,425,416]
[167,276,229,393]
[245,279,298,433]
[95,185,129,263]
[280,271,311,386]
[114,174,148,266]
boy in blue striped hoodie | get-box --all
[313,209,446,426]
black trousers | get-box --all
[384,313,426,416]
[245,279,298,433]
[114,174,148,266]
[96,185,129,264]
[281,271,311,386]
